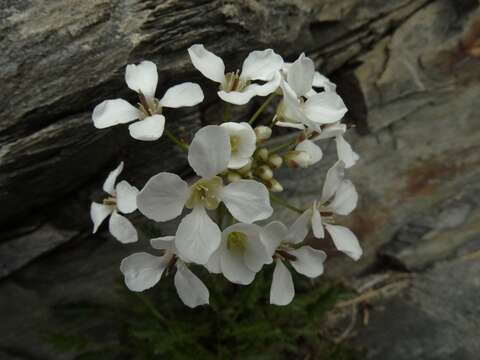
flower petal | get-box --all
[103,161,124,195]
[328,180,358,215]
[137,172,189,222]
[205,248,221,274]
[220,122,256,169]
[304,91,347,124]
[286,53,315,97]
[188,44,225,83]
[92,99,140,129]
[128,114,165,141]
[312,204,325,238]
[336,134,360,168]
[150,236,175,251]
[325,224,362,261]
[115,180,139,214]
[312,122,346,140]
[109,211,138,243]
[219,242,256,285]
[221,180,273,223]
[159,82,204,108]
[90,202,113,233]
[248,71,282,97]
[241,49,284,81]
[120,252,166,292]
[188,125,231,178]
[288,246,326,278]
[312,72,337,92]
[218,88,258,105]
[320,161,345,204]
[295,139,323,166]
[174,262,209,308]
[260,221,288,256]
[125,60,158,98]
[286,210,311,244]
[270,260,295,306]
[175,206,221,265]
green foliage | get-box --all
[47,268,361,360]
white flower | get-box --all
[205,223,271,285]
[294,161,362,261]
[285,139,323,168]
[137,125,273,265]
[309,122,359,168]
[188,44,283,105]
[120,236,209,308]
[92,60,204,141]
[276,54,347,130]
[90,162,139,243]
[260,220,327,306]
[220,122,256,169]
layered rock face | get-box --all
[1,1,479,359]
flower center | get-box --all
[185,176,223,210]
[138,92,162,119]
[222,70,250,92]
[226,231,247,252]
[230,135,240,153]
[103,196,117,209]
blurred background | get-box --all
[1,0,480,359]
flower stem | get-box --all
[164,128,189,151]
[270,193,303,214]
[269,138,297,154]
[248,93,277,126]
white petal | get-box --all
[174,262,209,308]
[218,88,258,105]
[248,71,282,97]
[328,180,358,215]
[188,125,231,178]
[90,202,113,233]
[120,252,166,292]
[115,180,139,214]
[336,135,360,168]
[312,72,337,92]
[150,236,175,251]
[241,49,284,81]
[102,161,124,195]
[278,80,309,125]
[320,161,345,204]
[221,180,273,223]
[270,260,295,306]
[295,140,323,166]
[260,221,288,256]
[219,242,256,285]
[137,172,189,222]
[313,122,346,140]
[304,92,348,124]
[286,209,311,244]
[288,246,326,278]
[312,205,325,239]
[128,114,165,141]
[92,99,140,129]
[188,44,225,83]
[275,120,305,130]
[125,60,158,98]
[325,224,363,261]
[175,206,221,265]
[220,122,256,169]
[109,211,138,243]
[205,248,221,274]
[286,53,315,97]
[159,82,204,108]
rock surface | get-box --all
[1,0,480,358]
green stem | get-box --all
[164,128,189,151]
[248,93,277,125]
[269,138,297,154]
[136,294,167,323]
[270,193,303,214]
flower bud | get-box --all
[266,178,283,192]
[285,150,310,168]
[254,126,272,142]
[227,171,242,182]
[268,154,283,169]
[255,165,273,180]
[237,159,252,174]
[256,148,269,162]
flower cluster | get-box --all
[90,45,361,308]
